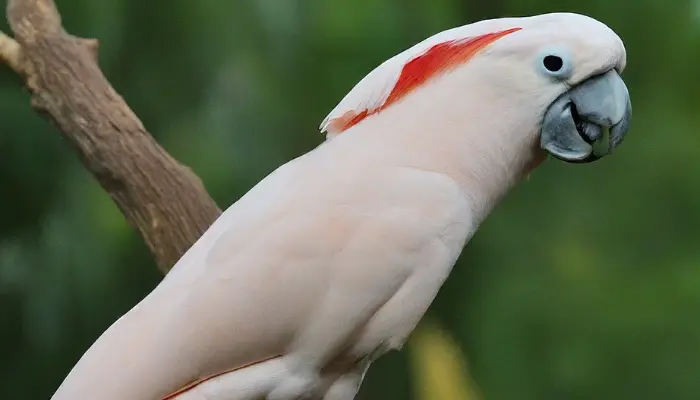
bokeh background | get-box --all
[0,0,697,399]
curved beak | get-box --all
[540,69,632,163]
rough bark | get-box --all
[0,0,222,273]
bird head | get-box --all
[321,12,631,165]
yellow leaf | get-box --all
[407,321,481,400]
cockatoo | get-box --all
[50,12,631,400]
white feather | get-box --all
[319,19,526,137]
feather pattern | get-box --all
[320,27,521,137]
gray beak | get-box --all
[540,69,632,163]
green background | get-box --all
[0,0,697,399]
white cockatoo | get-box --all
[50,12,632,400]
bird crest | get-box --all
[320,27,521,137]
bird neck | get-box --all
[332,81,548,226]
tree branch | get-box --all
[0,0,222,273]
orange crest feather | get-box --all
[325,27,521,134]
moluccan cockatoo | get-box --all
[50,12,632,400]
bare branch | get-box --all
[1,0,222,273]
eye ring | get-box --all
[537,46,573,79]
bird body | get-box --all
[51,12,632,400]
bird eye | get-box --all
[537,47,572,79]
[543,55,563,72]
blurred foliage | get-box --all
[408,320,481,400]
[0,0,697,399]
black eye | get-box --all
[536,47,572,79]
[543,55,563,72]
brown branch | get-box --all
[0,0,222,273]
